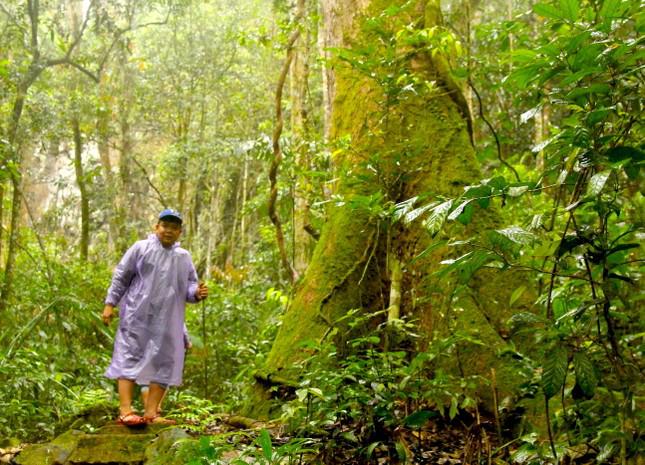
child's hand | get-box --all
[195,282,208,301]
[102,305,116,325]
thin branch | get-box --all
[45,57,99,83]
[469,78,521,182]
[131,156,168,207]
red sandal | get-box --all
[117,412,147,427]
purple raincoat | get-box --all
[104,234,199,386]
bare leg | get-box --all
[118,379,136,415]
[141,387,166,413]
[143,383,166,418]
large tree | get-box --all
[253,0,522,413]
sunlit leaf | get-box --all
[495,226,536,245]
[423,200,452,235]
[587,171,611,196]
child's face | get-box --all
[155,220,182,247]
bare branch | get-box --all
[131,156,168,208]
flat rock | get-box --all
[15,425,190,465]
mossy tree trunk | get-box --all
[254,0,522,416]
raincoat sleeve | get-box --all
[104,243,140,306]
[185,258,199,303]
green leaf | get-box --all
[449,397,458,419]
[404,409,436,428]
[423,200,452,235]
[559,0,580,22]
[566,83,611,100]
[412,240,448,262]
[542,345,568,399]
[464,184,492,208]
[437,251,496,284]
[447,200,472,221]
[457,203,474,225]
[587,170,611,196]
[573,351,598,397]
[403,202,436,224]
[366,442,381,458]
[511,49,539,64]
[511,443,538,463]
[496,226,536,245]
[257,429,273,461]
[607,243,641,256]
[510,286,527,307]
[533,3,564,20]
[605,146,643,164]
[599,0,622,20]
[395,441,409,461]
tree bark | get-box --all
[72,117,89,261]
[291,0,313,276]
[249,0,526,418]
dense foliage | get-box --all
[0,0,641,464]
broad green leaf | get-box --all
[587,170,611,196]
[566,83,611,100]
[510,286,527,307]
[447,200,472,221]
[573,351,598,397]
[496,226,536,245]
[423,200,452,235]
[404,409,436,427]
[511,49,539,64]
[560,0,580,22]
[464,184,493,208]
[533,3,564,20]
[599,0,622,20]
[507,64,543,89]
[511,443,538,464]
[542,345,568,398]
[403,202,436,224]
[605,146,643,164]
[436,250,495,284]
[457,203,474,225]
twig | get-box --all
[131,156,168,207]
[469,78,520,182]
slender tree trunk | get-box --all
[0,74,40,310]
[72,117,89,261]
[239,153,249,264]
[97,79,120,254]
[291,0,313,275]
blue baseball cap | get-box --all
[158,208,183,224]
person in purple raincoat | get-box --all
[101,209,208,426]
